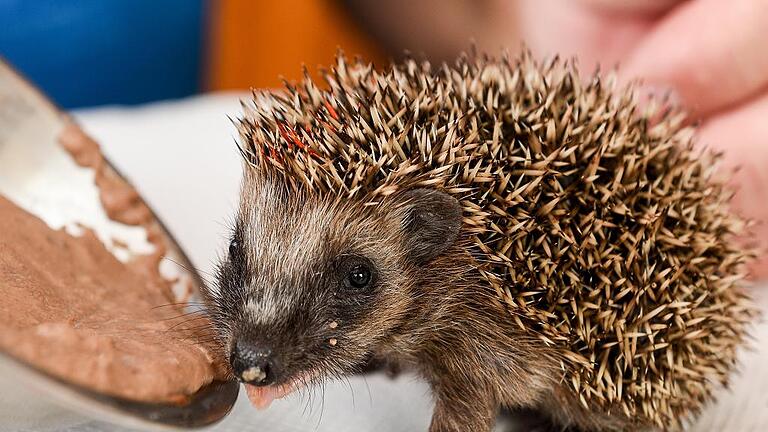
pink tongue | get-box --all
[245,384,294,410]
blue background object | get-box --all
[0,0,205,108]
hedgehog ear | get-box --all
[395,189,462,265]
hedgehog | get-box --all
[203,52,755,431]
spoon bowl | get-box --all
[0,58,238,430]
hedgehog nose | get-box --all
[231,341,277,386]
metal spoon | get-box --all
[0,58,238,430]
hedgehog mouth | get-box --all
[244,370,319,410]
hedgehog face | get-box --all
[208,173,463,407]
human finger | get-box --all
[622,0,768,116]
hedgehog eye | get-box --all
[229,239,239,257]
[337,256,376,291]
[346,264,372,289]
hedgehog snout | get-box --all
[231,339,280,386]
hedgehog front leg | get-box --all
[428,377,497,432]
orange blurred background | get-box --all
[206,0,386,91]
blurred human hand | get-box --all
[518,0,768,276]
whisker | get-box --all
[344,375,356,410]
[169,329,218,338]
[167,330,218,340]
[361,374,373,408]
[314,379,326,430]
[156,310,208,322]
[150,301,206,311]
[301,377,312,417]
[162,256,216,283]
[166,316,212,331]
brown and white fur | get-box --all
[206,168,633,431]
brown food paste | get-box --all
[0,125,227,404]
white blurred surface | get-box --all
[74,93,245,280]
[17,93,761,432]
